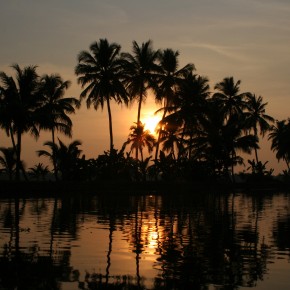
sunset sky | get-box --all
[1,0,290,173]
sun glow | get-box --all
[142,113,161,135]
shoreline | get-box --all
[0,179,288,197]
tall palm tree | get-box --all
[37,74,80,180]
[211,77,250,179]
[161,73,210,159]
[244,93,274,164]
[154,48,194,160]
[0,64,40,180]
[121,40,160,125]
[124,121,156,161]
[177,73,211,158]
[75,38,128,154]
[268,120,290,170]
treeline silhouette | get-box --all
[1,39,290,183]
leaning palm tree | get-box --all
[121,40,160,125]
[154,48,194,160]
[268,120,290,170]
[124,121,156,161]
[0,64,40,180]
[75,38,128,154]
[244,93,274,164]
[37,74,80,180]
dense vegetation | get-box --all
[1,39,290,183]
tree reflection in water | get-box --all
[0,192,289,289]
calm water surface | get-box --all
[0,191,290,290]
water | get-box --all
[0,191,290,290]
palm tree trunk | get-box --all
[154,108,167,160]
[15,130,27,181]
[178,125,186,159]
[254,131,259,164]
[9,126,17,154]
[140,148,144,162]
[52,129,58,181]
[137,92,143,124]
[254,147,259,164]
[136,93,143,161]
[15,131,21,181]
[106,98,114,154]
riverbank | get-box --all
[0,178,288,197]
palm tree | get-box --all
[177,73,211,158]
[160,122,181,160]
[154,48,194,160]
[157,112,184,160]
[213,76,248,119]
[161,73,210,159]
[124,121,156,162]
[37,74,80,180]
[268,120,290,170]
[0,64,40,180]
[0,147,17,180]
[194,103,258,180]
[211,77,250,179]
[121,40,160,125]
[244,93,274,164]
[75,38,128,154]
[38,139,82,180]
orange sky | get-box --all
[1,0,290,174]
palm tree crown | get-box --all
[121,40,160,124]
[213,76,248,119]
[38,74,80,142]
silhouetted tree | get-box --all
[121,40,159,159]
[75,38,128,154]
[268,119,290,170]
[213,76,248,119]
[244,93,274,164]
[154,48,194,160]
[124,121,156,161]
[0,64,40,180]
[38,74,80,180]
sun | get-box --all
[142,113,161,135]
